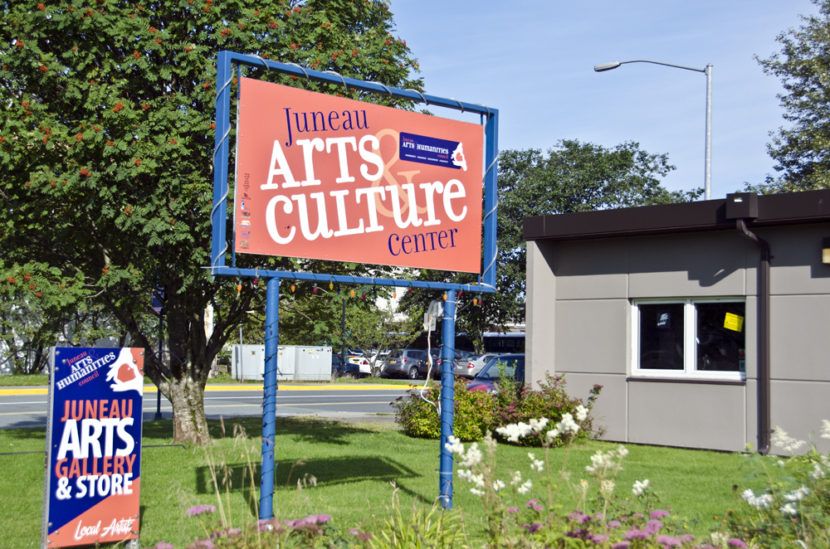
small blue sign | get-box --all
[399,132,468,171]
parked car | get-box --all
[346,349,372,376]
[380,349,431,379]
[331,353,360,378]
[454,353,500,379]
[331,353,345,377]
[466,354,525,392]
[366,349,391,376]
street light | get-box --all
[594,59,713,200]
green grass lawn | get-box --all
[0,416,765,548]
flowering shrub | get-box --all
[445,414,748,548]
[392,374,602,445]
[726,420,830,548]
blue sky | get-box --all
[389,1,818,199]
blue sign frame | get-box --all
[209,50,499,516]
[209,50,499,292]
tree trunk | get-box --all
[168,375,211,445]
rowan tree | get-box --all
[0,0,422,443]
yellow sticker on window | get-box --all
[724,312,744,332]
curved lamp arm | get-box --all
[594,59,706,73]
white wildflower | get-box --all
[517,479,532,494]
[529,417,550,433]
[742,489,773,509]
[771,426,806,454]
[545,427,560,443]
[617,445,629,458]
[632,479,650,497]
[457,468,484,487]
[780,503,798,515]
[484,431,498,451]
[585,449,620,475]
[470,487,484,496]
[575,404,589,422]
[600,480,615,496]
[810,462,825,480]
[444,436,464,455]
[557,413,580,435]
[496,422,533,443]
[528,452,545,472]
[510,470,523,486]
[493,479,505,491]
[821,419,830,440]
[460,443,482,468]
[784,485,810,502]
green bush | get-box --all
[392,380,495,441]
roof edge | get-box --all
[523,189,830,242]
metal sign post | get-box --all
[438,290,457,508]
[259,277,280,520]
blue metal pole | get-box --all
[438,290,457,509]
[481,109,500,289]
[211,51,232,270]
[260,277,279,519]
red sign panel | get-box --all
[235,78,484,273]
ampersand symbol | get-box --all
[56,477,72,500]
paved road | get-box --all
[0,384,415,430]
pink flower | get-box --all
[624,528,648,540]
[727,539,748,548]
[522,521,543,533]
[650,509,670,519]
[186,504,216,516]
[645,520,663,534]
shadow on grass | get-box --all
[140,416,395,445]
[195,454,418,493]
[189,417,421,516]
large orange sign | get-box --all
[235,78,484,273]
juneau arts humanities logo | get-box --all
[234,78,484,273]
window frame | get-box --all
[630,298,746,382]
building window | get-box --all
[632,299,746,380]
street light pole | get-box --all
[594,59,713,200]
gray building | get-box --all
[523,190,830,453]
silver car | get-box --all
[453,353,501,379]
